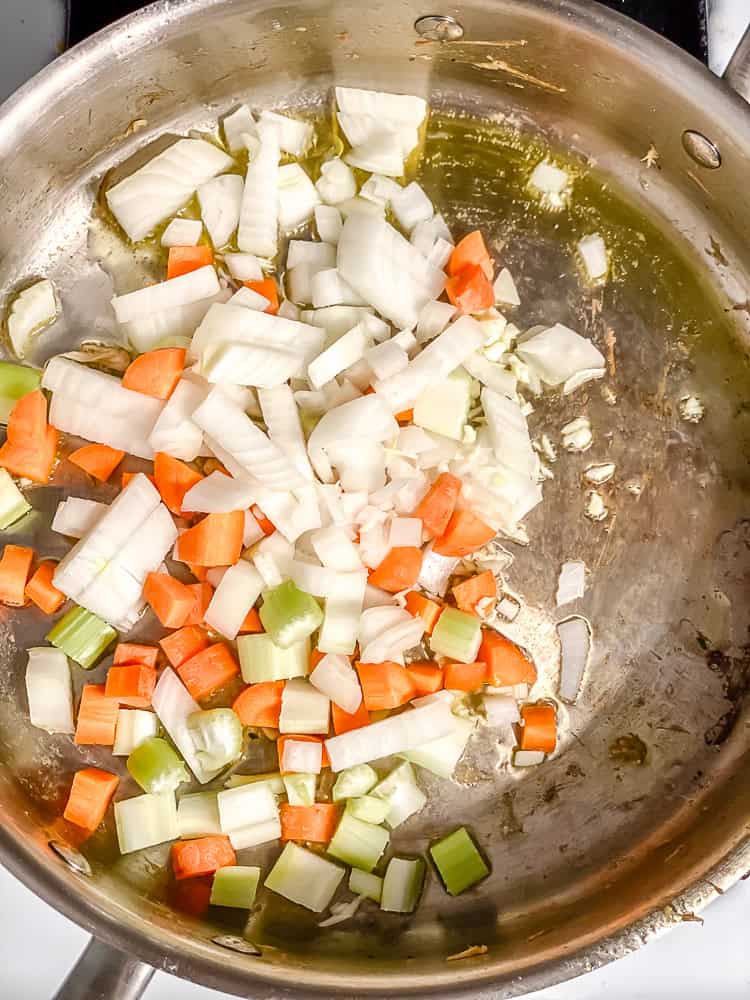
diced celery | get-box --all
[46,606,117,669]
[0,469,30,529]
[177,791,222,838]
[265,842,345,912]
[370,761,426,829]
[349,868,383,903]
[217,781,279,834]
[412,368,472,441]
[210,865,261,909]
[430,827,489,895]
[0,361,42,424]
[224,771,285,795]
[381,857,425,913]
[259,581,324,648]
[327,811,389,872]
[228,817,282,850]
[186,708,243,770]
[430,608,482,663]
[400,717,475,779]
[332,763,378,802]
[278,678,330,734]
[127,737,189,794]
[283,773,316,806]
[114,791,178,854]
[237,633,310,683]
[112,709,159,755]
[345,795,390,825]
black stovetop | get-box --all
[67,0,708,61]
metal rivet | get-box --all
[49,840,92,876]
[414,15,464,41]
[211,935,261,956]
[682,130,722,169]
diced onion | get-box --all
[198,174,243,249]
[25,647,74,734]
[161,218,202,247]
[8,279,58,358]
[557,615,592,703]
[516,323,605,387]
[310,653,363,715]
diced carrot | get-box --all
[113,643,159,668]
[63,768,119,832]
[187,562,209,582]
[277,734,330,772]
[368,547,423,593]
[406,660,444,695]
[310,648,327,670]
[280,803,340,844]
[169,876,213,917]
[238,607,263,634]
[452,570,496,616]
[104,664,157,708]
[233,680,284,727]
[518,703,557,753]
[443,661,487,692]
[356,661,417,711]
[153,452,203,515]
[447,230,493,280]
[445,263,494,315]
[395,407,414,424]
[412,472,462,538]
[478,630,537,686]
[0,544,34,606]
[433,509,496,557]
[144,572,196,628]
[243,277,279,314]
[122,348,186,400]
[74,684,119,745]
[0,390,58,483]
[176,511,244,567]
[331,700,370,735]
[24,560,65,614]
[68,444,125,482]
[167,244,214,280]
[251,505,275,536]
[177,643,239,701]
[171,835,235,880]
[404,591,442,634]
[183,582,214,626]
[160,625,209,668]
[121,470,156,488]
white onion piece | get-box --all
[191,302,324,369]
[281,739,323,775]
[357,510,391,569]
[25,647,74,734]
[415,300,456,344]
[237,124,279,257]
[516,324,606,387]
[327,441,386,494]
[307,392,398,483]
[483,693,520,737]
[390,182,433,232]
[335,87,426,128]
[318,895,365,928]
[258,384,313,481]
[359,606,410,650]
[258,110,313,157]
[152,668,223,784]
[243,510,265,547]
[338,196,385,219]
[311,269,366,309]
[8,279,58,358]
[493,267,520,306]
[556,561,586,606]
[557,615,592,703]
[578,233,609,283]
[387,517,422,549]
[120,297,220,355]
[359,174,402,206]
[112,265,219,324]
[251,531,294,587]
[222,104,256,153]
[481,388,538,479]
[288,240,338,270]
[277,299,300,321]
[315,205,343,244]
[204,561,264,640]
[277,163,321,231]
[364,340,409,381]
[182,471,256,513]
[198,174,243,248]
[362,583,397,608]
[513,749,546,767]
[279,679,330,735]
[315,158,357,205]
[148,378,206,462]
[106,138,233,242]
[287,559,337,597]
[463,353,517,398]
[161,218,202,247]
[307,323,370,389]
[527,160,571,206]
[202,340,302,388]
[310,654,363,715]
[360,617,425,664]
[229,286,270,311]
[417,543,458,597]
[563,367,606,395]
[344,129,406,177]
[223,252,263,282]
[411,213,453,256]
[217,782,278,834]
[318,570,367,656]
[52,497,106,538]
[310,526,362,572]
[302,304,372,339]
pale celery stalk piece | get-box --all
[237,633,310,683]
[345,795,390,825]
[0,469,30,528]
[217,781,279,834]
[327,811,389,872]
[430,827,489,895]
[349,868,383,903]
[224,772,285,794]
[114,791,178,854]
[283,773,317,806]
[126,737,189,794]
[228,816,282,851]
[46,605,117,669]
[278,678,330,734]
[370,761,426,829]
[265,842,345,912]
[186,708,243,770]
[381,857,426,913]
[429,607,482,663]
[259,580,323,648]
[210,866,261,909]
[112,709,159,755]
[0,361,42,424]
[177,791,222,838]
[332,764,378,802]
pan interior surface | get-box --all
[0,2,748,996]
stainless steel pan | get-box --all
[1,2,749,997]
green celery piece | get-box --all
[430,607,481,663]
[349,868,383,903]
[430,827,489,895]
[210,866,261,909]
[187,708,243,769]
[327,811,389,873]
[46,606,116,668]
[224,771,285,793]
[0,362,41,424]
[237,633,309,683]
[0,469,30,529]
[332,763,378,802]
[259,580,323,649]
[345,795,390,825]
[283,772,316,806]
[127,736,189,794]
[381,857,426,913]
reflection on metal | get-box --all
[682,129,722,169]
[211,935,262,956]
[414,15,464,42]
[49,840,92,876]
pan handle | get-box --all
[52,937,154,1000]
[723,24,750,102]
